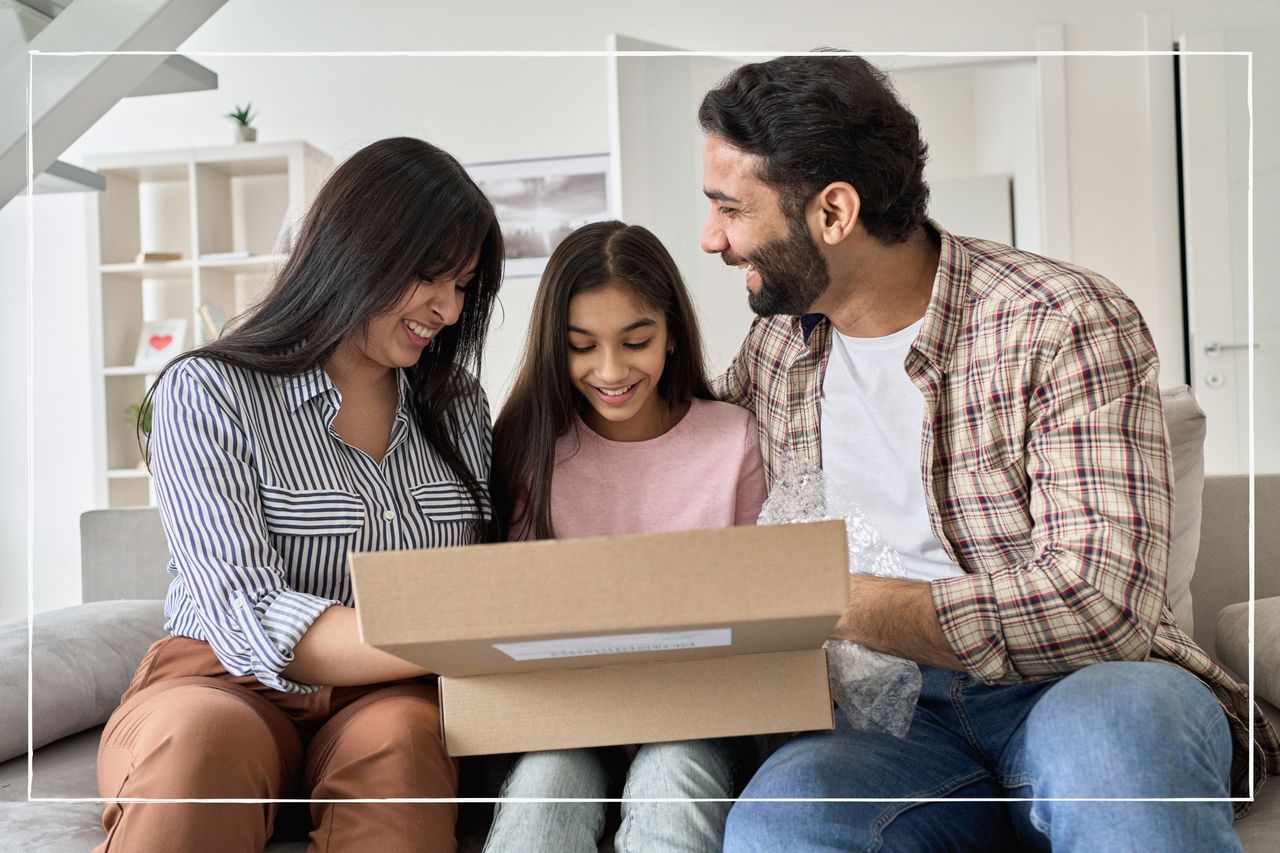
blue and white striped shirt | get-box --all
[150,356,491,693]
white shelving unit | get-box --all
[85,141,333,508]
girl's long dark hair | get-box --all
[140,137,503,527]
[491,220,712,541]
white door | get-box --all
[1180,31,1280,474]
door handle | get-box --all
[1204,340,1261,358]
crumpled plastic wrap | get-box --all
[758,456,922,738]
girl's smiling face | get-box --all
[566,282,673,442]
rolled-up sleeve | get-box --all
[151,360,339,692]
[930,298,1173,683]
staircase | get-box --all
[0,0,228,205]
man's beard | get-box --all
[737,216,831,317]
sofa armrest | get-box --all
[1215,597,1280,707]
[0,600,166,763]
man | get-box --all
[699,54,1279,852]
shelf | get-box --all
[103,366,162,377]
[195,156,290,178]
[107,468,151,480]
[89,140,332,508]
[99,260,194,280]
[194,141,324,170]
[197,254,288,274]
[97,162,189,183]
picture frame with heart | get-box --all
[133,318,188,368]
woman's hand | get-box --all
[282,605,431,685]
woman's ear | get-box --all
[812,182,861,246]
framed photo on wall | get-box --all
[466,153,612,278]
[133,318,187,368]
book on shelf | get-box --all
[134,251,183,263]
[199,304,229,340]
[199,250,252,261]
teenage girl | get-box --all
[487,220,766,853]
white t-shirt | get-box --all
[819,319,964,582]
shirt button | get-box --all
[383,509,397,521]
[231,597,245,609]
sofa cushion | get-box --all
[1216,597,1280,708]
[1162,386,1206,635]
[0,726,308,851]
[0,600,166,763]
[0,796,308,853]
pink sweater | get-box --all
[540,398,766,539]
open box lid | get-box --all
[351,519,848,678]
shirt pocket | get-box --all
[410,479,491,523]
[258,484,366,536]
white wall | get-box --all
[971,61,1043,253]
[1,192,96,621]
[892,60,1040,250]
[0,198,29,621]
[5,0,1279,618]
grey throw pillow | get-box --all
[0,600,166,763]
[1161,386,1206,635]
[1216,597,1280,708]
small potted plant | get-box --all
[226,102,257,143]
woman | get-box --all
[95,137,503,853]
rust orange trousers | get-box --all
[94,636,457,852]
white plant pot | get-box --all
[235,125,257,143]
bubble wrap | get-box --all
[758,456,921,738]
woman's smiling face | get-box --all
[350,258,477,370]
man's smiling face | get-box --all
[700,134,830,317]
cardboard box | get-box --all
[350,520,848,756]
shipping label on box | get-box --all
[494,628,733,661]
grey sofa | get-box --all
[2,390,1278,851]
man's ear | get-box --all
[812,182,860,246]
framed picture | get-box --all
[134,318,187,368]
[466,154,612,278]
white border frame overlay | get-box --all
[24,49,1258,813]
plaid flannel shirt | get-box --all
[715,226,1279,807]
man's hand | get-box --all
[831,575,965,671]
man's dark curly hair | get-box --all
[698,53,930,245]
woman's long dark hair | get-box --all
[491,220,712,541]
[140,137,503,526]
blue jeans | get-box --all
[725,661,1237,853]
[484,738,755,853]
